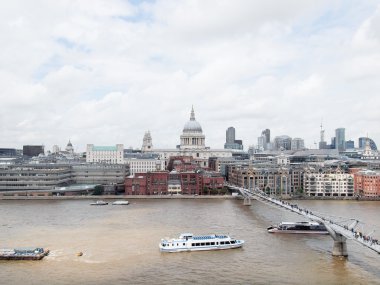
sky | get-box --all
[1,0,380,152]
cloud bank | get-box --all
[1,0,380,151]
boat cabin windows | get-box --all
[191,242,216,247]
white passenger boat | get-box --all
[112,200,129,205]
[267,221,329,234]
[159,233,244,252]
[90,200,108,206]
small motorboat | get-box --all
[112,200,129,205]
[90,200,108,206]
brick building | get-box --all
[125,170,224,195]
[354,170,380,197]
[125,171,168,195]
[167,156,199,172]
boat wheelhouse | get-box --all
[267,221,329,234]
[159,233,244,252]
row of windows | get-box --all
[191,240,236,246]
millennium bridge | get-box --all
[227,184,380,257]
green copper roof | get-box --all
[92,146,118,151]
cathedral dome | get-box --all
[183,107,203,133]
[183,120,202,133]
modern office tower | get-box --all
[331,137,336,149]
[261,129,270,150]
[291,138,305,150]
[335,128,346,152]
[142,131,153,152]
[345,140,355,149]
[226,127,235,144]
[262,129,270,144]
[0,148,17,157]
[274,135,292,151]
[224,127,243,150]
[23,145,44,157]
[257,136,265,151]
[359,137,377,150]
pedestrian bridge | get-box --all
[227,184,380,257]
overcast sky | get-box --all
[1,0,380,152]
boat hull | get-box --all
[159,242,244,253]
[0,250,49,260]
[267,228,329,234]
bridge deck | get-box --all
[228,185,380,255]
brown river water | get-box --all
[0,198,379,284]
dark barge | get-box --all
[0,248,49,260]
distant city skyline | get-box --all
[1,1,380,152]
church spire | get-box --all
[190,105,195,121]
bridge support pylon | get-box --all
[243,197,251,206]
[332,234,348,257]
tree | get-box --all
[93,185,104,195]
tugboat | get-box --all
[267,221,329,234]
[90,200,108,206]
[0,248,49,260]
[159,233,244,252]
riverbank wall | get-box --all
[0,195,235,200]
[1,195,379,201]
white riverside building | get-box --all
[86,144,124,164]
[303,169,354,197]
[124,157,164,175]
[143,107,235,168]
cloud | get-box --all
[0,0,379,152]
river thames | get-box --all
[0,198,379,284]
